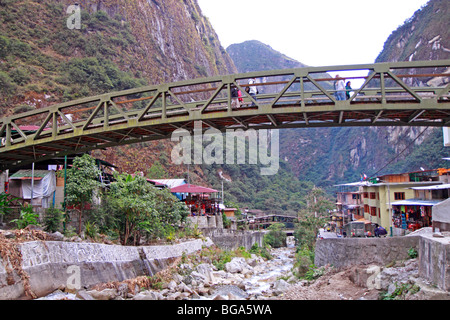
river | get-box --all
[38,237,298,300]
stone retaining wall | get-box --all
[0,238,213,300]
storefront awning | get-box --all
[170,183,218,193]
[410,184,450,190]
[390,199,443,207]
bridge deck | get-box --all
[1,60,449,170]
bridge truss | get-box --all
[1,60,449,170]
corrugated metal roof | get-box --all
[410,184,450,190]
[9,169,51,180]
[150,179,186,188]
[390,199,443,206]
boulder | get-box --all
[225,257,249,274]
[85,288,118,300]
[272,279,290,295]
[132,290,162,300]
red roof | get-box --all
[170,183,218,193]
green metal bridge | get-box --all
[1,60,449,170]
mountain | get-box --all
[226,0,449,193]
[376,0,449,64]
[227,40,307,73]
[0,0,314,214]
[0,0,238,180]
[0,0,236,116]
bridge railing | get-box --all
[1,60,449,156]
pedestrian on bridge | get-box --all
[248,77,258,106]
[334,75,346,101]
[345,81,352,99]
[231,84,240,108]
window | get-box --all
[370,192,376,199]
[363,192,368,199]
[364,204,370,213]
[370,207,377,216]
[394,192,405,200]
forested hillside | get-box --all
[226,0,449,193]
[0,0,316,215]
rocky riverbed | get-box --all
[38,245,298,300]
[36,237,450,301]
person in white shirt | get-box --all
[248,78,258,105]
[334,74,346,101]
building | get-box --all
[8,169,57,210]
[391,183,450,233]
[336,168,450,236]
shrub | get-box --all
[11,204,39,229]
[293,245,316,279]
[42,207,63,233]
[408,247,418,259]
[263,223,286,248]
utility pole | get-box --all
[30,162,35,207]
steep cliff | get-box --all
[0,0,238,182]
[0,0,236,115]
[226,0,449,191]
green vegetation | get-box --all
[263,223,287,248]
[65,154,101,234]
[0,192,17,217]
[89,172,189,245]
[204,161,314,216]
[11,203,39,229]
[292,187,332,279]
[408,247,418,259]
[199,245,271,271]
[42,207,64,233]
[0,2,147,113]
[380,282,420,300]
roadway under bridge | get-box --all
[1,60,449,170]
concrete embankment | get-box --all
[0,238,214,300]
[315,230,450,292]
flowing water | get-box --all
[38,238,298,300]
[208,237,296,299]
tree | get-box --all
[304,187,334,217]
[294,187,332,250]
[65,154,101,234]
[147,160,166,179]
[263,223,287,248]
[103,173,188,245]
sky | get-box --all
[197,0,430,86]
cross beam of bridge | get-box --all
[1,60,449,170]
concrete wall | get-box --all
[201,228,264,251]
[315,235,450,292]
[0,238,213,300]
[418,235,450,291]
[314,236,420,269]
[187,215,223,229]
[432,198,450,232]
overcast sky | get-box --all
[197,0,430,68]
